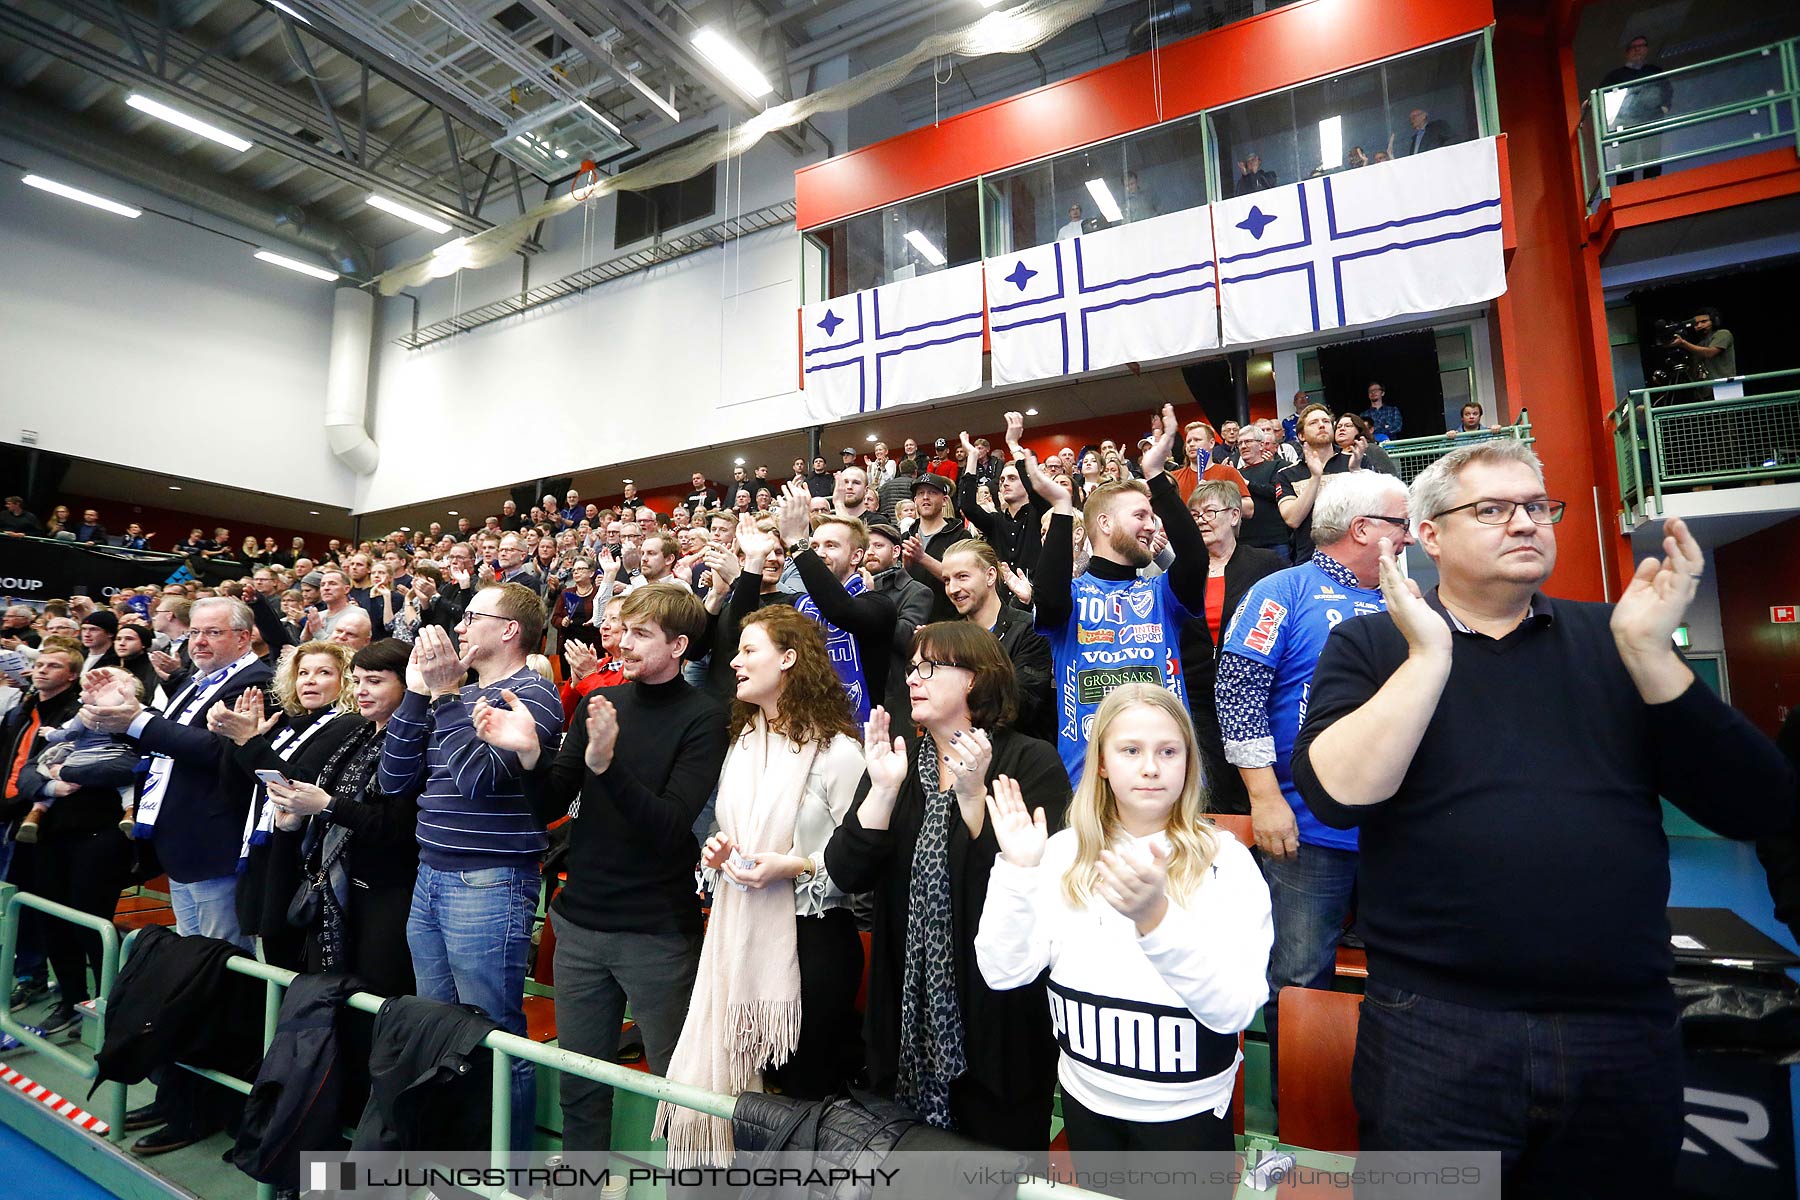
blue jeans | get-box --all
[1258,841,1357,1100]
[169,875,252,951]
[407,862,540,1151]
[1353,980,1683,1197]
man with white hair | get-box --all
[1215,471,1410,1089]
[1292,441,1794,1192]
[80,595,275,1153]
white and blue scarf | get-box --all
[134,651,259,839]
[795,573,870,722]
[236,709,341,871]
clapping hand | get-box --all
[901,535,924,566]
[859,706,906,832]
[413,625,475,697]
[736,516,776,567]
[583,695,619,775]
[1004,411,1026,454]
[705,543,742,586]
[1376,537,1450,662]
[1097,841,1171,935]
[1612,517,1703,659]
[564,640,599,682]
[997,562,1033,607]
[470,688,544,769]
[986,775,1047,869]
[777,482,812,547]
[1140,403,1179,478]
[942,726,993,804]
[207,687,278,745]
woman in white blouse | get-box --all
[653,604,867,1165]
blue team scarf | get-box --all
[795,573,871,722]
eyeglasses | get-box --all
[1191,507,1236,522]
[1358,514,1412,529]
[908,659,971,680]
[1437,499,1567,525]
[458,611,516,628]
[190,628,239,639]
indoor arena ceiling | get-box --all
[0,0,1283,255]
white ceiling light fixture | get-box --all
[267,0,310,24]
[1025,407,1038,416]
[904,229,946,266]
[21,174,141,218]
[447,510,459,516]
[126,93,253,153]
[366,194,452,234]
[1317,114,1344,171]
[254,249,340,281]
[691,27,773,99]
[1085,178,1122,223]
[168,485,183,491]
[624,73,680,122]
[866,433,877,442]
[734,457,745,465]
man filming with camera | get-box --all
[1667,308,1737,396]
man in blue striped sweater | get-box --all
[378,581,561,1149]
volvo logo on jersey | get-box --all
[1047,981,1236,1083]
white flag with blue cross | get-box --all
[799,263,985,416]
[1215,136,1505,346]
[985,206,1219,387]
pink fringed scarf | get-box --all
[653,717,818,1165]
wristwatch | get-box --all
[787,537,811,556]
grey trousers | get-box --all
[550,911,702,1155]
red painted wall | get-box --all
[1483,8,1614,602]
[1716,518,1800,737]
[795,0,1495,228]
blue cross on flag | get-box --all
[1214,137,1505,346]
[164,564,196,585]
[985,207,1218,387]
[799,263,985,416]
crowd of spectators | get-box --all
[0,394,1791,1196]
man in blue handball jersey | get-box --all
[1028,404,1210,782]
[1215,470,1408,1082]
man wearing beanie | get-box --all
[79,611,121,675]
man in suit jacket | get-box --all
[83,596,271,946]
[81,595,274,1155]
[1401,108,1454,156]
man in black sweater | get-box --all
[1292,440,1796,1196]
[956,415,1047,576]
[476,584,727,1161]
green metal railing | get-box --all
[1611,368,1800,524]
[1376,413,1535,485]
[1581,37,1800,209]
[0,915,1114,1200]
[0,884,127,1140]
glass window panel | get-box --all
[808,184,981,298]
[981,115,1208,258]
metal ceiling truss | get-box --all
[395,196,795,348]
[0,0,506,237]
[287,0,634,175]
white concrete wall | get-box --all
[0,137,358,508]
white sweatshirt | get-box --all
[975,827,1273,1121]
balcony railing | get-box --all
[1580,37,1800,211]
[1376,414,1535,485]
[1611,369,1800,524]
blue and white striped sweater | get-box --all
[378,669,563,871]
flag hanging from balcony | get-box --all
[799,262,986,416]
[985,206,1219,386]
[1214,136,1505,346]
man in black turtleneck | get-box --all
[476,583,726,1165]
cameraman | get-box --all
[1670,308,1738,397]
